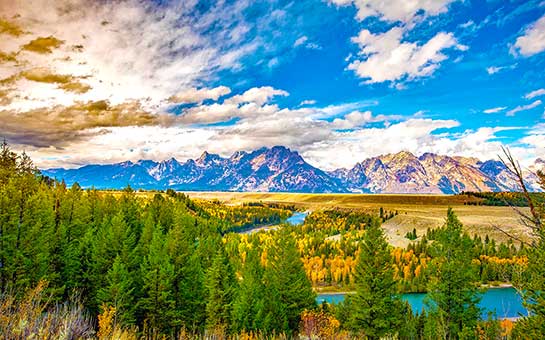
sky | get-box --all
[0,0,544,170]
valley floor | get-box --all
[185,192,531,246]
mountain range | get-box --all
[42,146,543,194]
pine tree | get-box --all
[260,229,316,333]
[98,255,135,326]
[349,217,403,339]
[426,208,481,339]
[139,228,176,333]
[205,247,236,332]
[166,216,206,332]
[232,246,264,332]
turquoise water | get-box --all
[317,287,527,319]
[286,211,308,225]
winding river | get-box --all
[238,211,309,234]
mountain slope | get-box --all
[42,147,541,193]
[43,146,344,193]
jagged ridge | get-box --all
[42,147,542,193]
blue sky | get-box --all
[1,0,544,169]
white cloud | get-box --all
[460,21,475,29]
[483,107,507,114]
[18,86,538,171]
[170,86,231,104]
[525,88,545,99]
[226,86,288,106]
[347,27,465,83]
[0,0,292,111]
[293,35,322,50]
[294,36,308,47]
[328,0,457,24]
[507,99,542,116]
[485,64,516,75]
[330,110,402,129]
[300,100,317,106]
[486,66,501,75]
[513,14,545,56]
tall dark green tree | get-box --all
[205,247,236,332]
[139,228,176,333]
[97,255,135,326]
[232,246,264,332]
[260,229,315,333]
[426,208,481,339]
[349,217,403,339]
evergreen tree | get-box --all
[139,228,176,333]
[97,255,135,326]
[166,214,206,332]
[349,217,403,339]
[426,208,481,339]
[205,247,236,332]
[260,229,315,333]
[232,246,264,332]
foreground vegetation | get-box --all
[1,141,545,339]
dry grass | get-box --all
[185,192,531,247]
[0,281,95,339]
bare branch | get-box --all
[499,146,542,231]
[489,224,532,247]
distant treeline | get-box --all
[460,191,545,207]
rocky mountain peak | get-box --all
[196,151,223,166]
[41,147,541,193]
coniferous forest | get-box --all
[1,141,545,339]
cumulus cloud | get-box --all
[483,107,507,114]
[13,85,537,171]
[513,14,545,56]
[506,99,542,116]
[525,88,545,99]
[347,27,465,83]
[225,86,288,106]
[0,100,174,147]
[328,0,457,24]
[0,0,268,111]
[330,110,401,129]
[169,86,231,104]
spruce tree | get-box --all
[232,246,264,332]
[139,228,176,333]
[97,255,135,326]
[261,229,315,333]
[205,247,236,332]
[349,217,403,339]
[426,208,481,339]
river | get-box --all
[317,287,527,319]
[238,211,309,234]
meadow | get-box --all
[186,192,531,247]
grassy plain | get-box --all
[185,192,531,247]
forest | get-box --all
[1,141,545,339]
